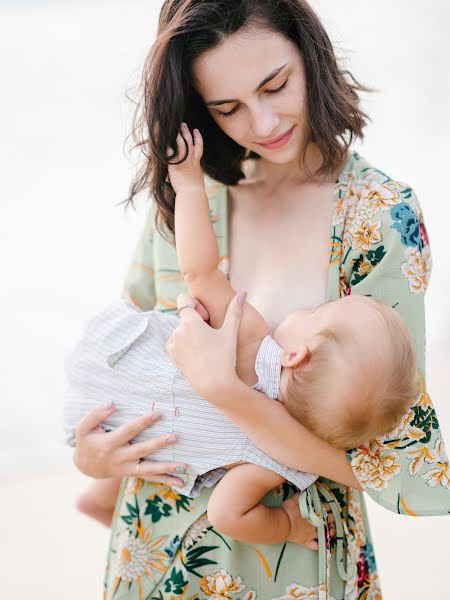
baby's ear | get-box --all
[280,344,310,368]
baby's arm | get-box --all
[169,123,269,348]
[207,464,292,544]
[75,477,122,527]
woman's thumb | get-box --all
[222,291,247,334]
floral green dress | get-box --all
[103,152,449,600]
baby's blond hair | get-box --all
[284,298,420,449]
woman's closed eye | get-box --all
[218,79,289,118]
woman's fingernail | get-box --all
[149,411,161,420]
[237,291,247,305]
[166,435,178,444]
[175,466,187,474]
[103,401,115,410]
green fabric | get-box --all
[104,152,449,600]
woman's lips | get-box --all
[256,125,295,150]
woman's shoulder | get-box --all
[335,152,431,295]
[340,152,424,214]
[335,152,426,241]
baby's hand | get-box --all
[167,122,204,195]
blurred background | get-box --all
[1,0,449,598]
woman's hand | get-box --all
[165,292,245,398]
[73,403,188,486]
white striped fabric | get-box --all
[63,300,317,497]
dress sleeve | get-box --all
[338,180,450,515]
[122,206,157,311]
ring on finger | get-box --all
[136,458,143,475]
[177,303,196,316]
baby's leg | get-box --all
[207,464,290,544]
[76,477,122,527]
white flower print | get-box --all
[273,582,336,600]
[401,245,432,294]
[351,442,401,492]
[200,568,245,598]
[182,513,211,550]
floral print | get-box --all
[332,155,449,516]
[200,569,245,598]
[108,520,171,597]
[351,220,382,251]
[401,245,432,294]
[182,514,211,550]
[106,152,450,599]
[351,442,402,492]
[113,529,169,584]
[273,583,336,600]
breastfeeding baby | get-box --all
[63,123,419,544]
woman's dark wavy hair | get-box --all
[126,0,369,238]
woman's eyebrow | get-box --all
[205,63,289,106]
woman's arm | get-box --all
[208,379,362,490]
[166,293,362,490]
[336,178,450,515]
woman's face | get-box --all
[191,26,308,164]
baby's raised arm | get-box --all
[168,123,268,349]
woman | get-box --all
[73,1,450,598]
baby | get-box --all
[64,123,419,544]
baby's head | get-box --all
[273,295,420,449]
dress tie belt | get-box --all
[299,481,357,600]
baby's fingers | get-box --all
[181,122,194,150]
[193,128,204,160]
[167,133,186,160]
[176,132,186,155]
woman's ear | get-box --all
[280,344,310,368]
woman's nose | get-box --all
[249,102,280,140]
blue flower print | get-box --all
[164,534,181,558]
[390,202,422,249]
[362,541,376,573]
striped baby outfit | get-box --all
[63,300,317,497]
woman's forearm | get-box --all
[207,378,363,490]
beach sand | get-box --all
[0,471,110,600]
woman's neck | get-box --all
[245,143,327,191]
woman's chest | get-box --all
[227,184,336,329]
